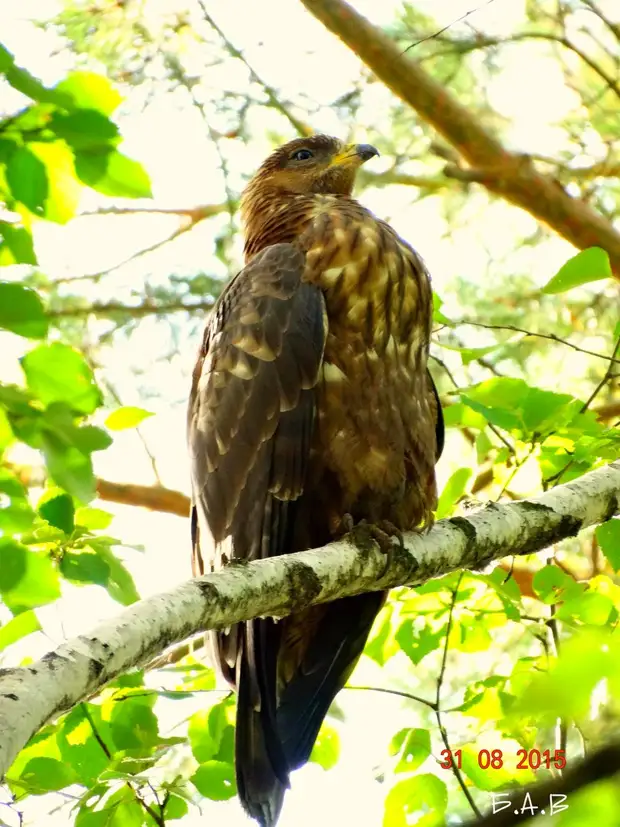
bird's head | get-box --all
[246,134,379,197]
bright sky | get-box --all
[0,0,599,824]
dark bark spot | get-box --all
[1,693,18,701]
[42,651,69,670]
[88,658,104,679]
[286,561,322,608]
[517,501,555,514]
[556,513,583,539]
[448,516,477,546]
[603,494,619,523]
[197,580,223,607]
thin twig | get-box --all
[434,573,482,820]
[47,299,215,319]
[82,703,165,827]
[346,685,437,711]
[454,320,620,365]
[80,703,112,759]
[197,2,310,137]
[581,335,620,412]
[546,558,568,762]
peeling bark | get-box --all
[299,0,620,278]
[0,461,619,778]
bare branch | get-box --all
[299,0,620,279]
[46,298,215,320]
[0,461,618,779]
[96,478,190,517]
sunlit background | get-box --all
[1,0,619,824]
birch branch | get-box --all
[299,0,620,279]
[1,461,619,778]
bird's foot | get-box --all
[338,515,404,578]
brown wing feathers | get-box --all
[188,242,326,825]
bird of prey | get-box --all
[188,134,443,826]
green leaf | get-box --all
[189,699,235,764]
[22,343,101,414]
[0,406,14,452]
[455,615,493,651]
[191,760,236,801]
[0,539,26,591]
[435,467,471,519]
[596,519,620,571]
[55,72,123,115]
[90,541,140,604]
[71,425,112,453]
[28,142,82,224]
[513,630,610,723]
[0,610,41,651]
[0,45,69,106]
[0,283,48,339]
[555,591,613,625]
[0,223,37,266]
[188,709,218,763]
[389,728,431,773]
[60,550,110,586]
[42,404,110,455]
[42,432,96,502]
[19,756,76,793]
[383,774,447,827]
[532,565,583,605]
[162,794,189,820]
[432,293,451,324]
[310,724,340,770]
[75,506,113,530]
[542,247,612,294]
[461,378,578,438]
[74,148,152,198]
[0,468,35,532]
[365,604,399,665]
[109,697,159,751]
[49,109,119,150]
[105,406,153,431]
[461,393,522,432]
[76,788,144,827]
[38,490,75,534]
[396,618,447,666]
[0,136,18,163]
[58,706,113,785]
[6,147,48,215]
[0,538,61,612]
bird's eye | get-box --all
[290,148,314,162]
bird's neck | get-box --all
[241,186,322,261]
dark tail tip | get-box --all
[241,778,286,827]
[236,674,289,827]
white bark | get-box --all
[0,460,619,778]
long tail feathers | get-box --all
[235,652,289,827]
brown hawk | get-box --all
[188,134,443,826]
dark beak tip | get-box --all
[356,144,380,162]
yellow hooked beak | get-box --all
[330,143,380,167]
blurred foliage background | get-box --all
[0,0,619,825]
